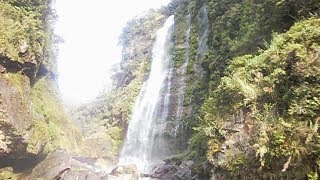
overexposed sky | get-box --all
[54,0,171,105]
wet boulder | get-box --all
[30,151,72,179]
[30,151,110,179]
[146,159,193,180]
[110,164,140,180]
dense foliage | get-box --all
[0,0,58,72]
[177,0,320,178]
[29,77,85,155]
[0,0,87,178]
[2,0,318,178]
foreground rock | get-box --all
[145,159,193,180]
[109,159,193,180]
[109,164,140,180]
[30,151,110,179]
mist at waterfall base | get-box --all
[54,0,171,105]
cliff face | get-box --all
[169,0,320,179]
[81,0,320,179]
[4,0,317,179]
[0,1,86,177]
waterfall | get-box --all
[119,16,175,172]
[174,14,191,136]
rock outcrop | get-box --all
[1,0,319,179]
[168,0,320,178]
[0,1,88,178]
[30,151,110,179]
[146,159,193,180]
[110,164,140,180]
[109,159,193,180]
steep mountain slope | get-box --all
[5,0,318,179]
[0,0,88,178]
[82,0,320,179]
[171,0,320,179]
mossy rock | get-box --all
[0,167,18,180]
[28,77,87,156]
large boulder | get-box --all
[146,159,193,180]
[30,151,110,179]
[30,151,72,179]
[110,164,140,180]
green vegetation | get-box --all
[0,0,86,161]
[0,0,86,162]
[0,167,17,180]
[2,0,319,178]
[3,73,25,101]
[0,0,57,72]
[82,118,123,159]
[28,77,85,155]
[161,0,320,178]
[7,0,313,177]
[108,1,319,177]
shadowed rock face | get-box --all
[0,0,90,178]
[0,42,84,176]
[0,56,37,82]
[0,69,34,131]
[0,123,45,171]
[138,158,193,180]
[0,63,42,171]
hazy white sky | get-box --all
[54,0,171,105]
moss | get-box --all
[106,126,123,158]
[184,24,200,108]
[31,78,60,122]
[4,73,23,89]
[27,120,57,154]
[28,77,86,155]
[172,47,185,67]
[0,0,57,73]
[225,152,247,173]
[0,2,46,63]
[172,1,188,45]
[0,168,18,180]
[3,73,25,106]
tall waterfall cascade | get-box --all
[119,15,175,172]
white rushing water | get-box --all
[119,16,175,172]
